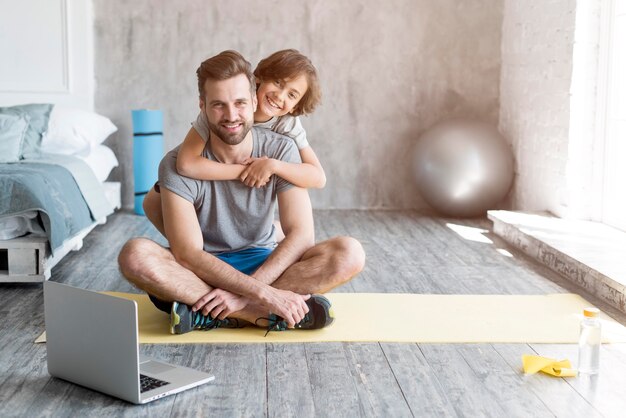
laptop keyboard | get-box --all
[140,374,170,393]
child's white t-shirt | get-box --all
[192,111,309,150]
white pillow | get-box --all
[41,105,117,156]
[77,144,119,182]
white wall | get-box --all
[0,0,94,110]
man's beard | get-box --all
[207,118,253,146]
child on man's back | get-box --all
[177,49,325,189]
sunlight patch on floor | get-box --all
[496,248,513,257]
[446,223,492,244]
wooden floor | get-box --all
[2,210,626,417]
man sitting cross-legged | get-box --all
[118,50,365,334]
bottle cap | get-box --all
[583,307,600,317]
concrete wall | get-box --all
[94,0,503,210]
[499,0,603,218]
[499,0,578,215]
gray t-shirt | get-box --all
[193,111,309,150]
[158,127,302,254]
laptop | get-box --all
[43,281,214,404]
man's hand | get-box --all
[192,288,249,320]
[260,288,311,328]
[240,156,276,188]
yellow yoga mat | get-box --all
[35,292,626,344]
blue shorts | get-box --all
[149,247,273,313]
[215,247,273,275]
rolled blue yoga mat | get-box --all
[132,110,164,215]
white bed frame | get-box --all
[0,182,120,283]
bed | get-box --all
[0,103,121,282]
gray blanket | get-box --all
[0,155,113,254]
[28,153,114,221]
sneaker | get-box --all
[170,301,243,335]
[257,294,335,335]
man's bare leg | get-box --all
[272,236,365,294]
[119,236,365,327]
[118,237,269,325]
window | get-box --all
[598,0,626,230]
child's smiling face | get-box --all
[255,74,308,121]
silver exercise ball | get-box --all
[413,119,514,217]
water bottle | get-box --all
[578,307,601,375]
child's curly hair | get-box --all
[254,49,322,116]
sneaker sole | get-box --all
[170,301,182,334]
[315,294,335,326]
[303,294,334,329]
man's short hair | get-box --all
[254,49,322,116]
[196,50,256,100]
